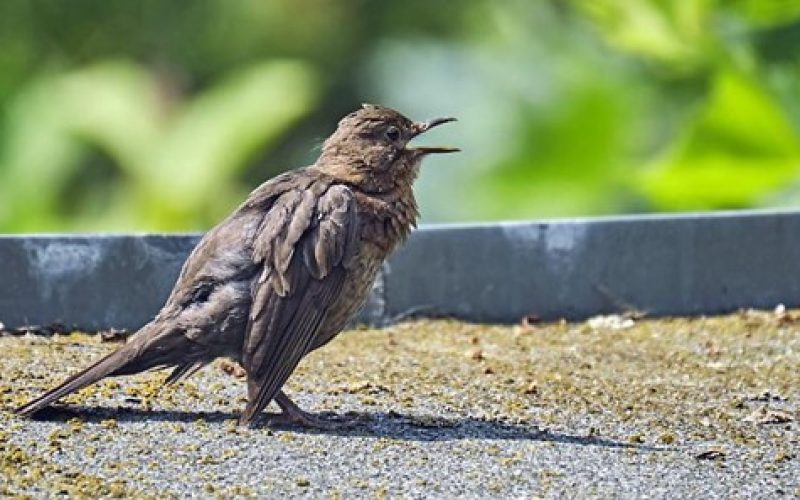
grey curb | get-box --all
[1,209,799,331]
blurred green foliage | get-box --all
[1,0,800,231]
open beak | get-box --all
[409,117,460,154]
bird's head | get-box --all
[316,104,458,192]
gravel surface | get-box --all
[1,310,799,498]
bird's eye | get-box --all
[384,126,401,142]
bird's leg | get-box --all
[265,391,350,430]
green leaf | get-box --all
[572,0,714,73]
[638,68,800,209]
[146,61,319,212]
[0,60,319,231]
[728,0,800,28]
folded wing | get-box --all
[239,182,359,425]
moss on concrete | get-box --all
[1,309,798,496]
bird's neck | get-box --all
[353,184,419,253]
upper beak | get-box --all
[412,117,457,136]
[409,117,460,154]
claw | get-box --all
[264,410,350,430]
[259,390,354,430]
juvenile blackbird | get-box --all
[16,104,458,427]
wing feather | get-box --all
[240,183,358,425]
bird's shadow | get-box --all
[22,405,666,452]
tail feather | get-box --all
[164,361,207,385]
[15,328,202,416]
[15,347,138,416]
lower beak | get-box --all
[409,146,460,154]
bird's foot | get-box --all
[265,390,355,430]
[264,408,350,430]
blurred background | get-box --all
[2,0,800,232]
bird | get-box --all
[15,104,458,427]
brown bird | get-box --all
[15,104,458,427]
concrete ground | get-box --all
[1,309,798,498]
